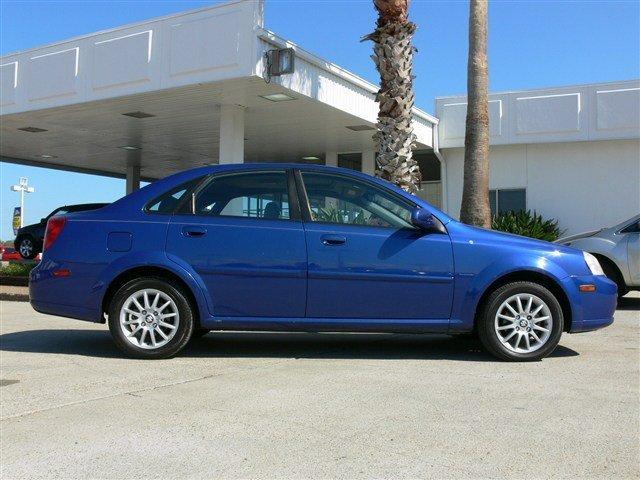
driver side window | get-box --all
[301,172,414,229]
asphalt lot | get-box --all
[1,294,638,479]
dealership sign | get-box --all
[12,207,21,235]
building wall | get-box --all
[442,139,640,235]
[436,80,640,148]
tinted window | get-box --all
[490,189,526,215]
[302,172,413,228]
[621,220,640,234]
[415,151,441,181]
[194,171,291,220]
[147,178,201,214]
[49,207,69,217]
[337,153,362,171]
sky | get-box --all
[1,0,639,239]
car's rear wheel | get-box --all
[108,277,194,359]
[478,281,563,361]
[17,236,36,259]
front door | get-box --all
[166,170,307,319]
[298,170,454,324]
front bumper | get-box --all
[564,274,617,333]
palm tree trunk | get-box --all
[363,0,420,193]
[460,0,491,228]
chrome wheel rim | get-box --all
[494,294,553,354]
[119,289,180,350]
[19,239,33,257]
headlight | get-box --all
[583,252,604,276]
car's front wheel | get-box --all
[477,281,563,361]
[17,236,37,259]
[108,277,194,359]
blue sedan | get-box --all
[30,164,617,361]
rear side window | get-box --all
[193,171,291,220]
[146,178,202,214]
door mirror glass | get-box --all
[411,208,445,233]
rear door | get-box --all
[166,169,307,319]
[297,170,454,324]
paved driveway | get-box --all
[1,295,638,479]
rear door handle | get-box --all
[321,234,346,246]
[182,225,207,238]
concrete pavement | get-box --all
[1,294,638,479]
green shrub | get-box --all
[492,210,564,242]
[0,262,37,277]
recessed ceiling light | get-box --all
[259,93,296,102]
[122,111,155,118]
[301,156,320,161]
[39,154,57,159]
[18,126,48,133]
[120,145,141,151]
[346,125,375,131]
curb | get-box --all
[0,276,29,287]
[0,293,30,302]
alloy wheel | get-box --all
[119,288,180,350]
[494,293,553,354]
[19,238,33,258]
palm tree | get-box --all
[363,0,420,193]
[460,0,491,227]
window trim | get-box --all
[294,169,418,230]
[179,169,301,222]
[144,176,206,216]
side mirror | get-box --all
[411,207,446,234]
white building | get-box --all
[1,0,638,234]
[436,80,640,234]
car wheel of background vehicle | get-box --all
[597,256,628,299]
[17,236,36,259]
[478,281,563,362]
[108,277,194,359]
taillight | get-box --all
[43,216,66,251]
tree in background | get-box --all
[363,0,420,193]
[460,0,491,227]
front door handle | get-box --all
[321,234,346,246]
[182,225,207,238]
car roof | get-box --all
[108,163,454,225]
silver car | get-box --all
[556,214,640,297]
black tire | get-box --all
[477,281,564,362]
[108,277,195,359]
[598,256,628,299]
[17,236,37,259]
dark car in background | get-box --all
[14,203,107,259]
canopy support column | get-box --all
[219,104,245,164]
[126,165,141,194]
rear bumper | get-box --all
[565,274,617,333]
[30,262,100,322]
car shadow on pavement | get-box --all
[617,296,640,311]
[0,329,579,362]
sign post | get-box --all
[10,177,35,229]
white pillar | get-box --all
[219,104,245,164]
[126,165,141,195]
[362,150,376,176]
[325,151,337,167]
